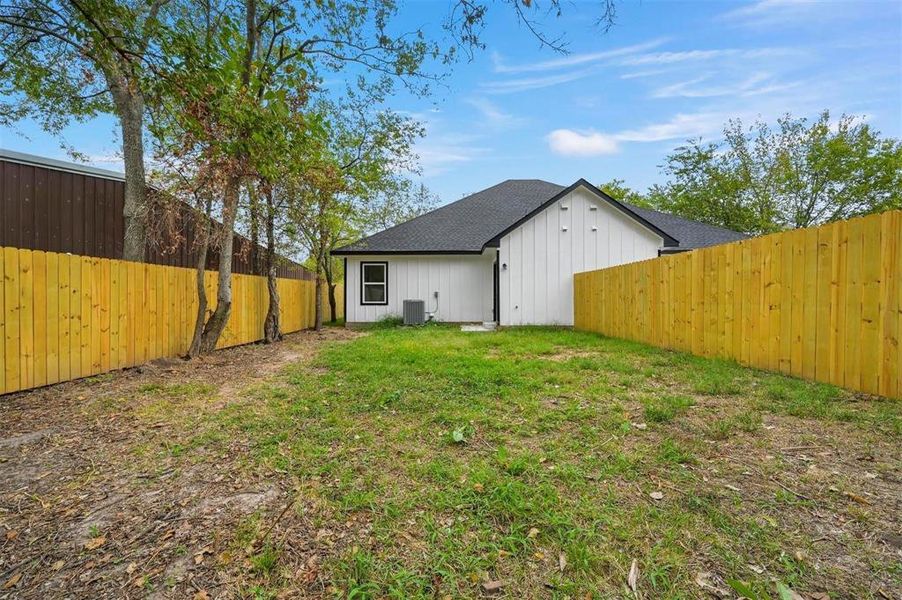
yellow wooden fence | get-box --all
[1,247,344,395]
[574,210,901,399]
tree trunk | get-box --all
[263,192,281,343]
[110,82,147,262]
[314,272,323,331]
[313,243,326,331]
[249,185,260,274]
[264,264,281,343]
[323,256,337,323]
[198,176,239,353]
[188,198,213,358]
[328,283,337,323]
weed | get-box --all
[249,545,279,576]
[658,438,695,464]
[643,394,694,423]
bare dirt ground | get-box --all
[0,328,359,599]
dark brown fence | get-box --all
[0,153,313,280]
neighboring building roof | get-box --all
[0,148,125,182]
[332,177,748,255]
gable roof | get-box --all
[332,178,746,255]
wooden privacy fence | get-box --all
[1,247,344,395]
[574,210,901,399]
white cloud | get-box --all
[492,39,668,74]
[613,112,726,142]
[464,97,525,129]
[617,47,796,67]
[618,49,738,66]
[619,68,671,80]
[415,131,489,177]
[546,129,620,156]
[481,67,602,94]
[651,71,799,98]
[719,0,847,28]
[546,112,730,156]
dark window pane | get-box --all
[364,284,385,302]
[363,263,385,283]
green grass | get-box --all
[168,326,899,598]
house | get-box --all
[332,178,746,326]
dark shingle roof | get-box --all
[622,203,748,250]
[333,179,746,255]
[334,180,564,254]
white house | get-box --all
[333,179,745,326]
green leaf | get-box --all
[727,579,771,600]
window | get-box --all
[360,261,388,305]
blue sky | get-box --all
[2,0,900,205]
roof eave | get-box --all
[331,248,485,256]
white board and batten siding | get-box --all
[499,186,663,326]
[345,253,495,323]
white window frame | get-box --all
[360,261,388,305]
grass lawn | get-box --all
[179,325,899,599]
[2,325,899,599]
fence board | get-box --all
[881,212,900,399]
[58,253,70,383]
[0,249,5,392]
[33,251,47,387]
[1,247,343,394]
[4,248,20,390]
[574,211,902,399]
[19,249,34,389]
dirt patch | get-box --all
[0,327,359,599]
[540,347,601,362]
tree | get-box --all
[292,98,429,328]
[654,111,902,235]
[598,179,655,208]
[0,0,172,260]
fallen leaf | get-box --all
[5,529,18,541]
[194,546,212,565]
[634,422,648,430]
[481,580,506,594]
[51,560,65,571]
[558,552,567,572]
[126,562,137,575]
[695,572,730,598]
[776,582,806,600]
[725,484,741,492]
[3,573,22,589]
[649,491,664,501]
[627,559,639,593]
[533,551,544,560]
[193,591,210,600]
[844,491,872,505]
[527,527,539,539]
[84,536,106,550]
[747,564,764,574]
[473,483,484,493]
